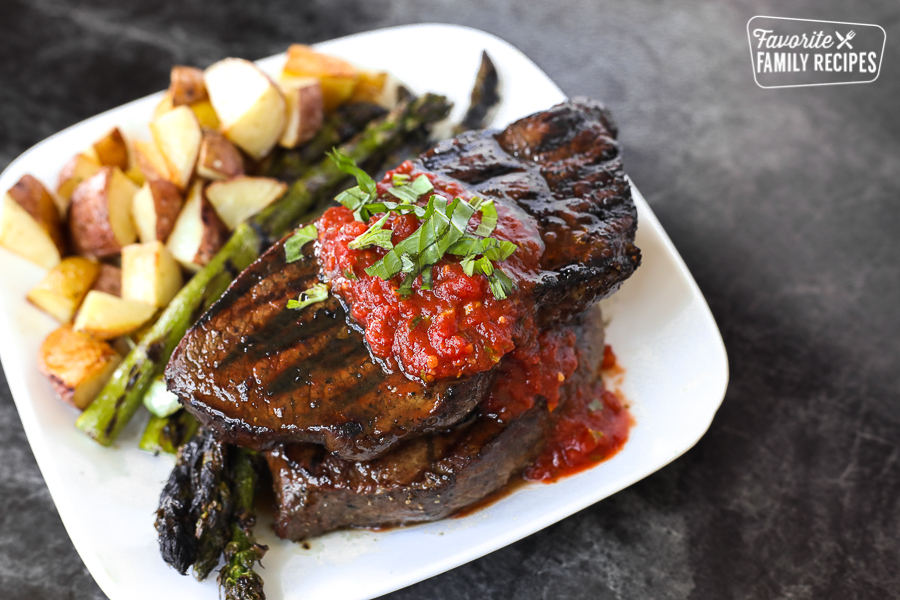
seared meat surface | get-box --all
[166,99,639,460]
[167,239,494,460]
[266,310,605,541]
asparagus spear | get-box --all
[192,436,233,580]
[139,410,199,455]
[155,429,236,579]
[155,430,210,574]
[218,448,267,600]
[456,51,500,133]
[266,101,387,182]
[76,93,452,446]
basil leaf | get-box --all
[284,223,318,263]
[461,254,477,276]
[483,240,518,261]
[473,198,498,237]
[286,282,329,310]
[335,186,371,214]
[348,214,394,251]
[487,270,515,300]
[328,149,376,197]
[409,175,434,196]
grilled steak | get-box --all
[167,238,494,460]
[166,99,640,460]
[266,309,605,541]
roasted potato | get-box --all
[133,139,170,183]
[27,257,101,322]
[204,58,286,160]
[188,98,221,130]
[68,167,138,258]
[205,176,287,230]
[150,105,202,190]
[155,91,220,131]
[38,325,122,409]
[90,263,122,297]
[169,66,208,106]
[0,194,61,269]
[283,44,359,112]
[73,290,157,339]
[196,130,244,181]
[278,78,324,148]
[121,241,183,307]
[92,128,129,171]
[132,179,183,243]
[7,174,66,255]
[348,70,388,104]
[56,152,102,204]
[166,180,229,272]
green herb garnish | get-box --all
[284,223,318,263]
[286,282,329,310]
[347,213,393,251]
[328,154,519,300]
[588,399,605,413]
[388,174,433,204]
[330,148,377,219]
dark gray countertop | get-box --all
[1,1,898,598]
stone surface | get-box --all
[1,1,898,598]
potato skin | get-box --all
[150,179,183,241]
[170,66,208,106]
[69,169,119,257]
[197,130,244,180]
[90,264,122,297]
[8,174,67,255]
[195,194,229,266]
[56,153,101,202]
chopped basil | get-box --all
[328,153,519,300]
[472,198,498,237]
[328,149,376,197]
[487,269,515,300]
[588,398,605,413]
[347,213,394,251]
[286,282,329,311]
[330,148,377,220]
[284,223,318,263]
[388,174,433,204]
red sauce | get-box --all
[480,328,580,422]
[315,161,543,382]
[525,346,631,482]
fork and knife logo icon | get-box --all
[836,30,856,49]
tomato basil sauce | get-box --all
[482,329,631,482]
[315,160,543,382]
[314,161,631,482]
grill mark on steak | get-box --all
[166,99,639,460]
[169,239,495,460]
[266,310,605,541]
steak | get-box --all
[266,309,605,541]
[166,99,640,460]
[167,238,494,460]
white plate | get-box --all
[0,23,728,600]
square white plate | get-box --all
[0,23,728,600]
